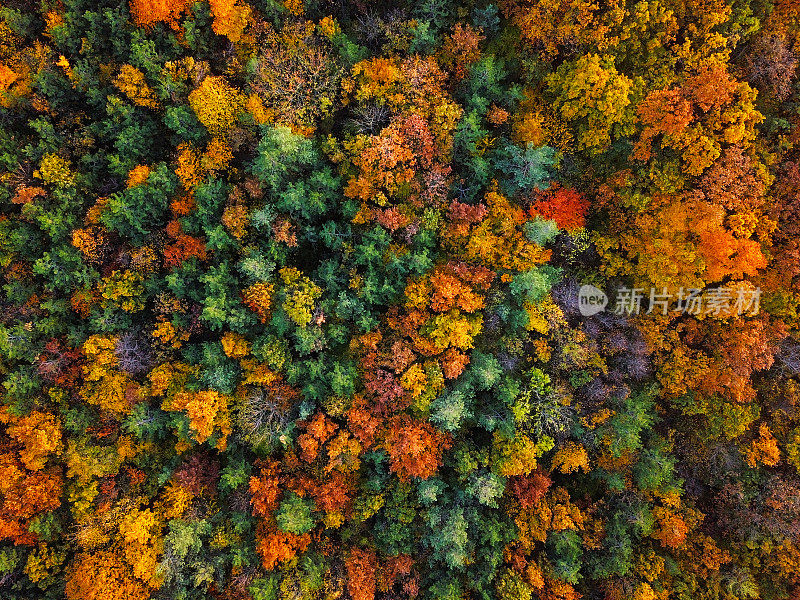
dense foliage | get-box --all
[1,0,800,598]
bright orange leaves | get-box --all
[0,423,63,545]
[128,0,191,29]
[208,0,251,42]
[528,185,589,231]
[598,194,767,289]
[634,64,762,176]
[382,414,452,481]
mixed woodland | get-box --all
[1,0,800,598]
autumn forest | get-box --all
[0,0,799,598]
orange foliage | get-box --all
[382,414,452,481]
[170,193,196,216]
[163,219,208,268]
[349,56,463,154]
[444,191,552,272]
[11,185,45,204]
[175,142,203,189]
[498,0,624,58]
[509,470,552,510]
[202,137,233,173]
[208,0,251,42]
[528,184,589,231]
[550,441,590,474]
[128,0,191,29]
[438,24,484,81]
[684,316,786,404]
[66,549,151,600]
[242,282,275,322]
[651,506,689,549]
[221,331,250,359]
[346,548,378,600]
[298,412,338,462]
[0,409,62,471]
[347,395,384,448]
[72,226,108,263]
[0,439,63,545]
[488,105,510,127]
[744,423,781,467]
[256,518,311,570]
[80,335,140,415]
[598,194,767,289]
[126,165,151,188]
[250,460,283,517]
[345,113,436,208]
[633,65,761,176]
[221,203,248,239]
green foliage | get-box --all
[0,3,794,600]
[493,143,555,196]
[276,493,316,535]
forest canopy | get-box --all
[1,0,800,599]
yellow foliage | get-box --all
[25,543,66,584]
[246,93,271,124]
[0,409,62,471]
[66,548,152,600]
[513,109,547,147]
[426,309,483,351]
[160,480,193,520]
[545,54,633,153]
[550,441,590,474]
[80,335,139,414]
[99,270,146,312]
[114,65,159,108]
[494,433,543,477]
[400,363,427,398]
[152,321,189,349]
[65,441,127,495]
[165,390,232,450]
[147,361,197,398]
[188,75,246,136]
[280,267,322,327]
[240,359,279,386]
[326,430,362,474]
[126,165,151,188]
[176,142,203,189]
[284,0,304,15]
[458,192,551,272]
[242,282,275,323]
[35,153,75,187]
[0,62,18,91]
[317,16,340,38]
[130,246,159,274]
[71,227,106,263]
[119,507,163,583]
[221,331,251,358]
[202,137,233,172]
